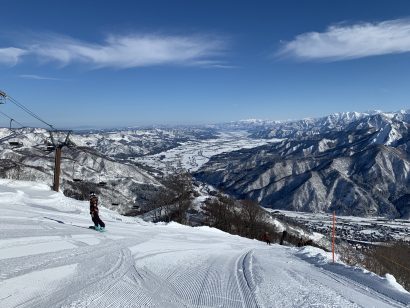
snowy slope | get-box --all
[0,180,409,307]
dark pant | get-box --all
[92,213,105,228]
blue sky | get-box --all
[1,0,410,128]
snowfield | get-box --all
[133,131,282,173]
[0,180,409,308]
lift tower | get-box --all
[49,130,72,192]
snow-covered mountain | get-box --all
[249,110,410,141]
[1,179,408,307]
[71,127,217,159]
[0,127,161,214]
[0,109,409,218]
[196,110,410,218]
[0,127,277,215]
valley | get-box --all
[0,110,409,221]
[267,209,410,246]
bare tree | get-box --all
[203,193,237,233]
[166,172,193,223]
[204,195,283,242]
[146,188,169,222]
[147,171,194,223]
[240,199,264,238]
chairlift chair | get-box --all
[71,160,83,183]
[0,90,6,104]
[9,141,23,148]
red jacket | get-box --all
[90,197,99,216]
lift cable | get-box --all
[5,94,55,130]
[0,110,25,128]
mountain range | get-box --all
[196,110,410,218]
[0,110,409,218]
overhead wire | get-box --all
[0,110,25,128]
[0,91,59,149]
[6,95,55,130]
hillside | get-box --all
[0,110,409,218]
[0,179,409,307]
[0,127,276,215]
[196,111,410,217]
[0,127,161,214]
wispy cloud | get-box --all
[278,18,410,61]
[19,74,60,80]
[0,47,26,65]
[22,33,228,69]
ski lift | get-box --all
[0,90,6,104]
[97,174,107,187]
[49,130,72,148]
[42,139,55,152]
[9,141,23,148]
[71,160,83,182]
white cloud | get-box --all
[26,33,227,68]
[19,74,60,80]
[0,47,26,65]
[278,19,410,61]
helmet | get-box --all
[89,192,96,199]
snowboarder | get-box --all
[262,231,271,245]
[89,192,105,231]
[280,230,287,245]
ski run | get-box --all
[0,179,409,308]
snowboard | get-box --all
[89,226,106,232]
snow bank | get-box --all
[296,245,410,303]
[296,245,340,264]
[386,274,409,294]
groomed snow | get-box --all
[0,179,409,307]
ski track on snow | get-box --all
[0,181,409,307]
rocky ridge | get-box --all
[196,110,410,218]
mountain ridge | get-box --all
[196,110,410,218]
[0,109,409,218]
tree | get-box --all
[146,188,169,222]
[240,199,264,238]
[147,171,194,224]
[203,193,237,233]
